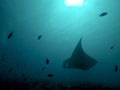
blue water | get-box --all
[0,0,120,89]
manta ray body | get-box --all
[63,38,97,70]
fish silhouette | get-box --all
[42,67,45,71]
[8,32,13,39]
[46,58,49,65]
[22,73,25,77]
[1,58,4,61]
[9,68,13,72]
[99,12,108,17]
[34,80,39,85]
[48,74,54,77]
[38,35,42,40]
[110,46,114,50]
[23,77,27,81]
[115,65,118,72]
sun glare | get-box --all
[65,0,84,7]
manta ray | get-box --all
[63,37,97,70]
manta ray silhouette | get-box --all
[63,37,97,70]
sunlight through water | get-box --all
[65,0,85,7]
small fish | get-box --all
[34,80,39,85]
[115,65,118,72]
[110,46,114,50]
[9,68,13,72]
[1,58,4,61]
[42,67,45,71]
[38,35,42,40]
[24,77,27,81]
[99,12,108,17]
[8,32,13,39]
[22,73,25,77]
[48,74,54,77]
[46,58,49,65]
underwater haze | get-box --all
[0,0,120,89]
